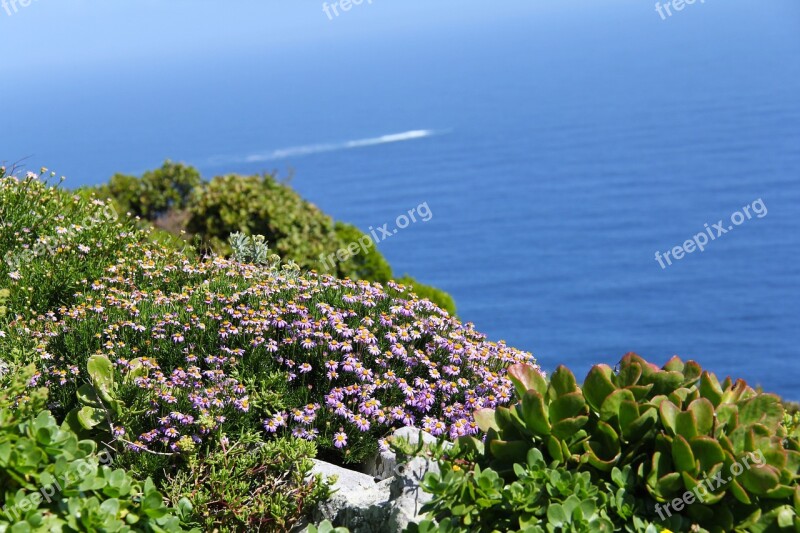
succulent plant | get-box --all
[465,353,800,531]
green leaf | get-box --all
[583,365,617,412]
[87,355,115,403]
[741,465,781,496]
[699,372,723,406]
[659,400,679,435]
[551,416,589,440]
[507,363,547,397]
[687,398,714,436]
[473,408,499,433]
[76,384,102,408]
[549,392,586,423]
[521,390,550,436]
[739,394,783,431]
[671,435,696,474]
[77,406,105,430]
[675,411,699,439]
[546,504,567,526]
[599,389,635,424]
[689,436,725,472]
[549,366,578,397]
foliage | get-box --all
[397,275,456,316]
[163,434,332,532]
[446,354,800,532]
[0,365,188,532]
[0,168,146,319]
[228,232,287,274]
[0,289,8,320]
[307,520,349,533]
[95,161,201,220]
[4,242,537,471]
[185,173,340,272]
[412,447,666,533]
[333,222,393,283]
[93,164,457,310]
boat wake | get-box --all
[205,129,440,166]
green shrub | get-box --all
[412,449,662,533]
[95,161,201,220]
[397,275,456,316]
[0,366,188,532]
[92,164,457,309]
[7,241,535,471]
[162,433,332,533]
[185,173,340,272]
[333,222,393,283]
[431,354,800,532]
[0,168,146,318]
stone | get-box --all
[308,459,391,532]
[387,456,440,531]
[363,427,449,481]
[306,452,442,533]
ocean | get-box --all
[2,0,798,398]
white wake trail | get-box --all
[206,129,440,166]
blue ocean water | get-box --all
[2,1,798,398]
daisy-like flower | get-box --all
[8,271,20,280]
[333,431,348,448]
[352,414,371,432]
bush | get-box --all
[95,161,201,220]
[0,366,188,532]
[413,450,658,533]
[397,275,456,316]
[185,173,340,272]
[93,164,458,310]
[162,434,332,532]
[333,222,393,283]
[414,354,800,532]
[6,242,537,469]
[0,168,147,318]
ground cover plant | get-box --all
[0,170,536,530]
[5,169,797,532]
[91,162,457,315]
[0,365,188,532]
[0,167,147,319]
[6,241,537,468]
[412,354,800,532]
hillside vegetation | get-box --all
[1,167,797,532]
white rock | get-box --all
[309,459,391,532]
[363,427,449,481]
[387,456,440,531]
[307,452,443,532]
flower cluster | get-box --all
[10,246,541,460]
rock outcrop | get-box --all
[305,429,445,532]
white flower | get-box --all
[9,271,20,280]
[55,226,68,235]
[0,331,6,338]
[78,244,91,254]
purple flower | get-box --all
[333,432,348,448]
